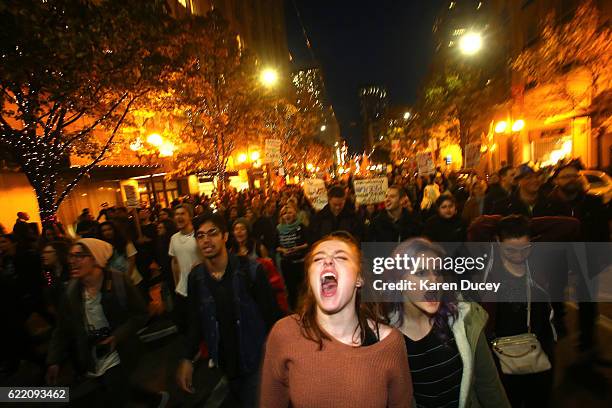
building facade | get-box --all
[429,0,611,171]
[360,85,389,151]
[292,67,340,146]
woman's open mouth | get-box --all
[320,271,338,297]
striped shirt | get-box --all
[404,326,463,408]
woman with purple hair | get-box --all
[386,238,509,408]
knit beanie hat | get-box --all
[77,238,113,268]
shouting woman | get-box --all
[260,232,412,407]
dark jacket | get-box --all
[482,184,510,215]
[46,269,148,373]
[534,188,610,242]
[424,215,467,242]
[367,208,422,242]
[309,204,364,243]
[252,216,279,255]
[183,255,281,376]
[485,190,537,217]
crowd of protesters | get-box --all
[0,158,610,407]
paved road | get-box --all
[3,304,611,407]
[129,305,612,408]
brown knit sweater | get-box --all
[259,315,413,408]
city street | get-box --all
[1,1,611,407]
[126,305,612,407]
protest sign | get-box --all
[417,151,435,175]
[303,178,327,210]
[264,139,282,166]
[123,185,139,208]
[354,177,388,205]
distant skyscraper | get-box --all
[293,68,325,113]
[293,67,340,145]
[359,86,389,151]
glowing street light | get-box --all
[511,119,525,132]
[158,141,175,157]
[260,68,278,87]
[147,133,163,147]
[494,121,508,134]
[403,112,411,120]
[320,125,327,132]
[237,153,248,163]
[250,151,260,161]
[495,119,525,134]
[130,138,143,151]
[459,32,483,55]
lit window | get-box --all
[178,0,187,7]
[449,2,455,10]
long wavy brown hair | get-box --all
[297,231,386,349]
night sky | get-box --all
[285,0,446,152]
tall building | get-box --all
[359,86,389,151]
[167,0,291,76]
[292,67,340,145]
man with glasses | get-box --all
[176,213,281,407]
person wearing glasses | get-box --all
[485,215,555,408]
[45,238,156,406]
[176,212,281,407]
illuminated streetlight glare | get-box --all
[459,32,483,55]
[403,112,411,120]
[511,119,525,132]
[147,133,163,146]
[320,125,327,132]
[158,141,175,157]
[250,151,260,161]
[130,139,143,151]
[494,121,508,134]
[260,68,278,87]
[237,153,247,163]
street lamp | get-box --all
[494,121,508,134]
[511,119,525,132]
[260,68,278,87]
[147,133,163,147]
[495,119,525,134]
[459,32,483,55]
